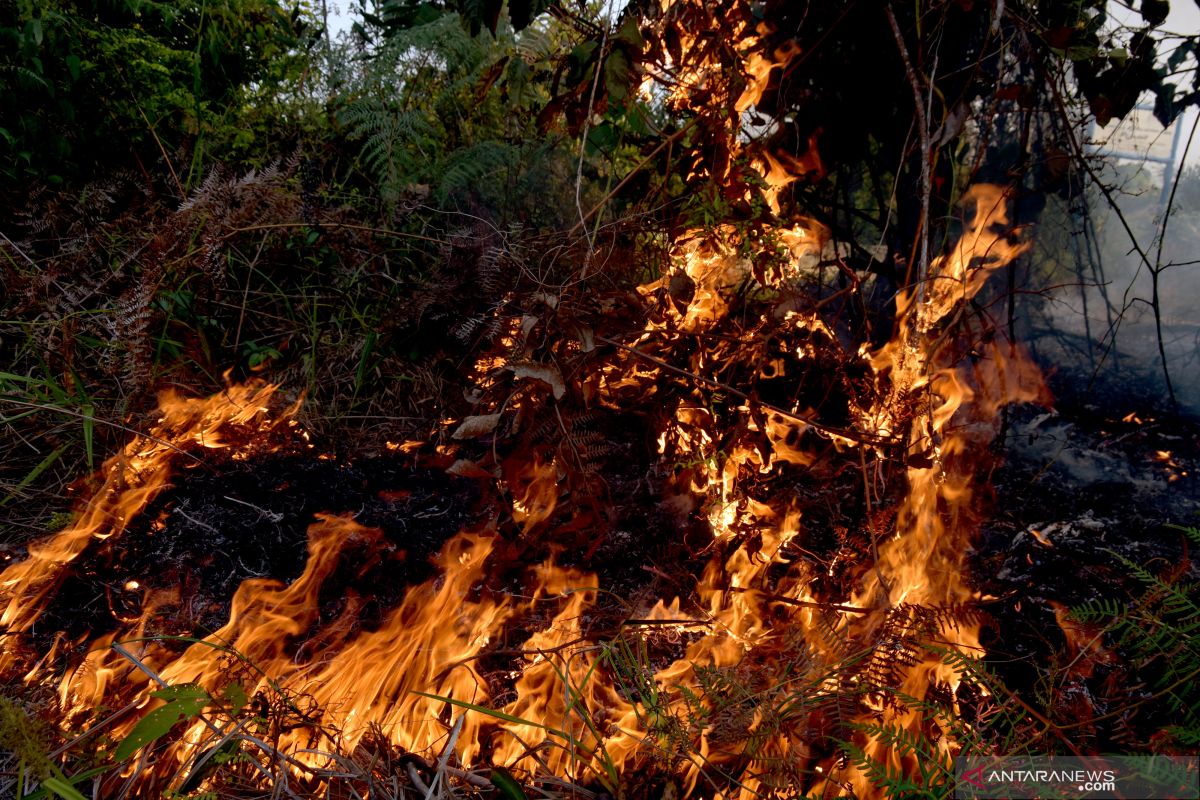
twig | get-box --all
[0,397,203,464]
[885,4,932,303]
[567,119,699,239]
[175,509,220,535]
[0,229,38,269]
[225,221,445,245]
[406,762,432,796]
[1148,111,1198,412]
[222,495,285,522]
[110,643,274,782]
[132,100,184,199]
[859,446,892,604]
[233,237,268,353]
[426,714,464,798]
[727,586,870,615]
[594,334,900,447]
[110,642,313,792]
[575,16,609,266]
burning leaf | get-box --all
[508,362,566,400]
[113,684,211,761]
[452,413,502,439]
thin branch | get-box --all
[885,4,932,302]
[1149,111,1199,411]
[0,397,204,464]
[594,334,900,447]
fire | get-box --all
[1,10,1053,798]
[0,199,1046,795]
[0,382,296,677]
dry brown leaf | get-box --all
[451,413,502,439]
[508,363,565,399]
[446,458,493,477]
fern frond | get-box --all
[436,141,518,201]
[841,737,943,800]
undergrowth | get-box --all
[1070,524,1200,749]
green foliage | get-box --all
[0,697,55,783]
[0,0,309,187]
[842,722,950,800]
[337,11,572,215]
[113,684,212,761]
[1070,525,1200,746]
[488,767,529,800]
[354,0,554,37]
[0,697,90,800]
[338,100,435,207]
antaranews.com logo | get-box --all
[955,756,1198,799]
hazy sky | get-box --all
[324,1,356,37]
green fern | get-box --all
[841,729,950,800]
[339,99,433,207]
[1069,525,1200,746]
[435,140,519,201]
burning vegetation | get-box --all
[2,182,1046,798]
[2,1,1199,799]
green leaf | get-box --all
[354,331,377,395]
[1167,41,1193,71]
[27,777,89,800]
[586,122,619,154]
[0,443,67,508]
[411,691,574,741]
[65,54,81,82]
[222,682,249,715]
[508,0,551,31]
[614,16,644,51]
[605,49,632,103]
[1154,82,1177,125]
[490,767,529,800]
[36,776,89,800]
[1065,45,1099,62]
[150,683,211,704]
[81,404,94,470]
[567,41,598,85]
[21,767,108,800]
[1141,0,1170,26]
[114,686,211,761]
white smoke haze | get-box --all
[1023,151,1200,415]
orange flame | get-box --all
[0,382,296,676]
[1,18,1052,790]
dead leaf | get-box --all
[575,323,595,353]
[508,363,565,400]
[452,414,502,439]
[446,459,493,477]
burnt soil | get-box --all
[973,400,1200,749]
[12,391,1200,762]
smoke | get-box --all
[1021,161,1200,415]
